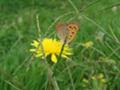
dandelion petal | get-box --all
[51,54,57,63]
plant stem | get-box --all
[36,14,60,90]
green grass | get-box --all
[0,0,120,90]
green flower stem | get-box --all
[47,67,60,90]
[36,15,60,90]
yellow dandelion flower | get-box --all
[98,73,104,80]
[100,78,107,84]
[82,41,93,48]
[30,38,72,63]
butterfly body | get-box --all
[56,22,79,44]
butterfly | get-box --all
[56,22,79,44]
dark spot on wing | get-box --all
[73,26,77,30]
[68,25,72,29]
[71,31,75,34]
[70,35,72,37]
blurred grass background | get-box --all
[0,0,120,90]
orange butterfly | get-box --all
[56,22,79,44]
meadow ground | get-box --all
[0,0,120,90]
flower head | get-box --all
[82,41,93,48]
[30,38,72,63]
[91,73,107,84]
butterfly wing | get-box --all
[56,24,68,42]
[67,23,79,43]
[56,23,79,44]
